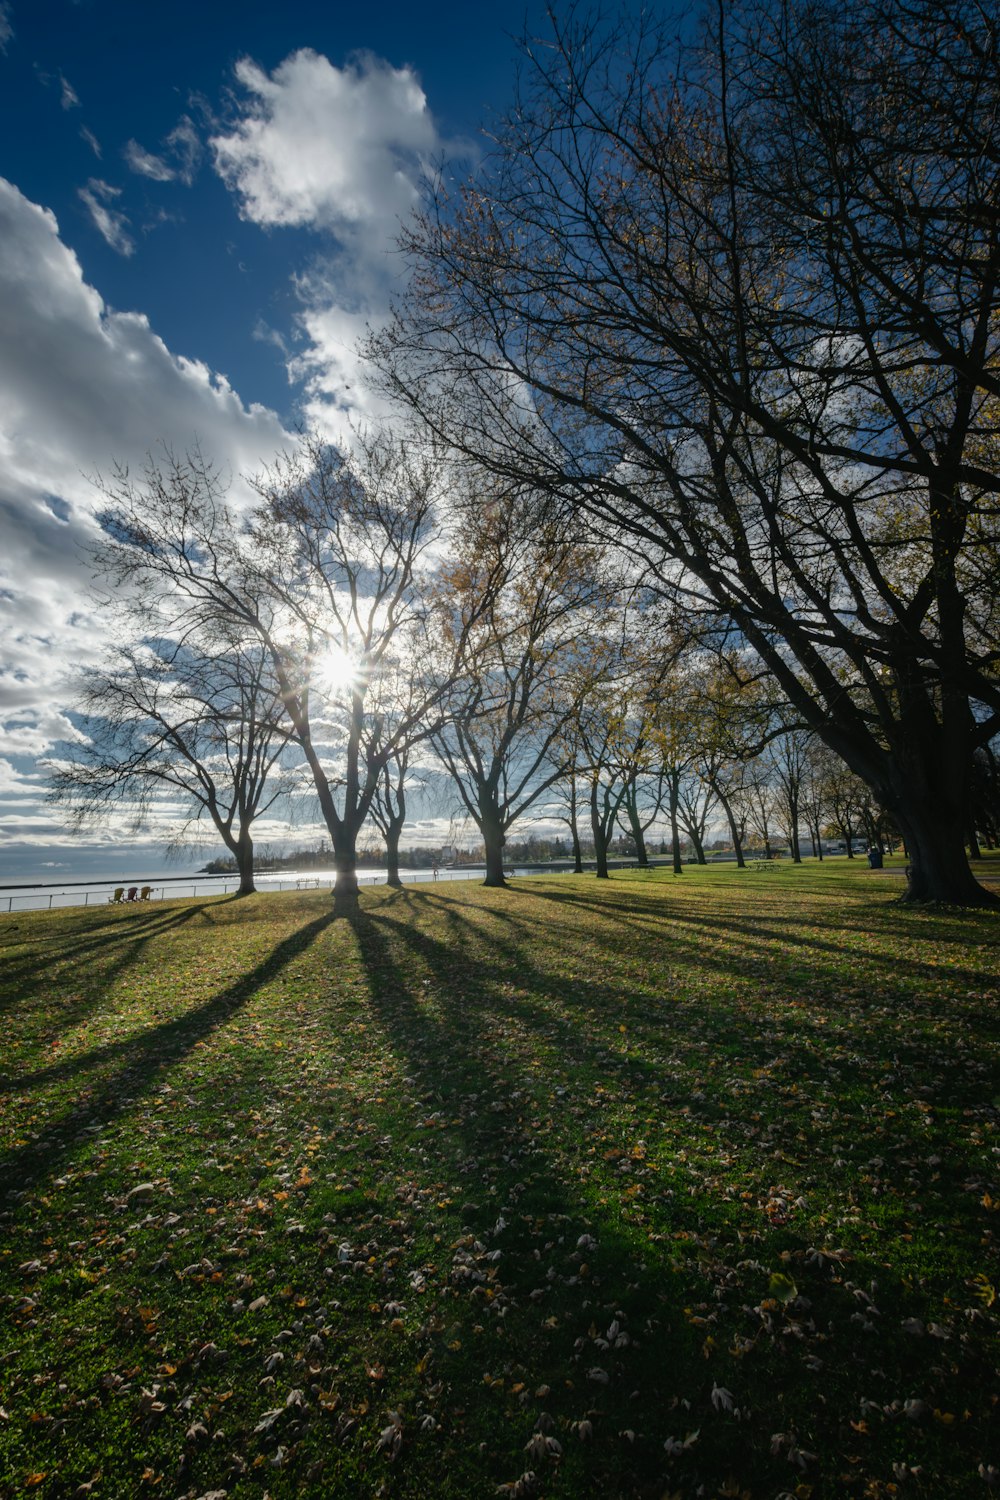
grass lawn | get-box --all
[1,858,998,1499]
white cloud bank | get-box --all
[0,178,290,849]
[211,48,474,434]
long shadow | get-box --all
[350,904,669,1289]
[0,908,337,1206]
[380,886,998,1098]
[0,901,220,1020]
[520,881,1000,996]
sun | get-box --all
[314,642,364,695]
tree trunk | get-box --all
[624,784,649,867]
[714,786,746,869]
[968,822,982,862]
[668,775,682,875]
[591,782,610,879]
[568,774,584,873]
[787,800,802,863]
[234,827,256,896]
[481,805,507,887]
[570,817,584,873]
[895,803,997,905]
[332,824,360,915]
[385,815,404,888]
[688,826,707,864]
[840,820,855,857]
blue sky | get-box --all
[0,0,662,880]
[0,0,528,422]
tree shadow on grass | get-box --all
[348,902,706,1456]
[0,900,223,1021]
[362,885,997,1184]
[351,898,682,1249]
[0,908,338,1207]
[519,879,1000,1002]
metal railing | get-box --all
[0,866,503,915]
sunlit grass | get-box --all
[1,857,998,1497]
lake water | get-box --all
[0,864,553,915]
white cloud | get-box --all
[165,115,202,185]
[211,49,475,438]
[78,177,134,256]
[212,50,438,243]
[60,74,79,110]
[80,125,101,159]
[124,115,203,186]
[0,177,290,808]
[124,140,174,182]
[0,3,12,54]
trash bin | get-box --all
[867,847,883,869]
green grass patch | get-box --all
[1,857,998,1498]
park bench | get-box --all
[750,857,780,871]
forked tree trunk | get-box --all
[687,826,707,864]
[591,782,610,880]
[713,786,746,869]
[623,783,649,867]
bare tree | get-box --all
[677,774,715,865]
[373,0,1000,905]
[50,625,293,895]
[91,441,464,914]
[765,731,809,865]
[428,500,607,886]
[572,647,631,880]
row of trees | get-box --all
[50,443,613,906]
[367,0,1000,906]
[52,0,1000,909]
[50,430,992,907]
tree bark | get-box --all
[481,805,507,888]
[623,781,649,867]
[230,827,256,896]
[568,773,584,873]
[332,824,361,914]
[570,816,583,873]
[385,814,405,888]
[591,782,610,880]
[687,826,707,864]
[713,786,745,869]
[897,806,996,905]
[667,773,682,875]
